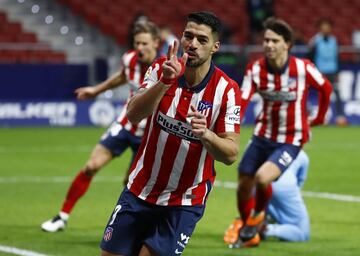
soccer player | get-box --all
[41,21,160,233]
[264,149,310,242]
[223,17,332,247]
[100,11,241,256]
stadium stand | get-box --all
[53,0,360,47]
[0,10,66,63]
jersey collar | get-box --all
[178,61,215,93]
[265,56,290,74]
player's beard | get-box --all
[186,56,206,67]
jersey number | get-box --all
[109,204,122,225]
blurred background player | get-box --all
[264,149,310,242]
[309,18,348,126]
[223,17,332,248]
[40,21,160,233]
[225,150,310,246]
[100,11,241,256]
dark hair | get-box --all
[263,17,293,44]
[187,11,223,40]
[132,21,160,40]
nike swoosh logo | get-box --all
[175,248,183,254]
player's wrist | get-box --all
[159,74,176,85]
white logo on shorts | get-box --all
[175,248,183,254]
[279,151,293,166]
[175,233,190,254]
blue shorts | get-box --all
[99,121,142,157]
[238,136,301,176]
[100,189,205,256]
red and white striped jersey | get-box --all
[127,57,241,206]
[116,50,149,137]
[241,56,332,146]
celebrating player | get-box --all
[100,11,241,256]
[41,21,160,232]
[223,17,332,248]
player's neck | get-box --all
[268,53,288,71]
[184,59,211,87]
[141,51,157,65]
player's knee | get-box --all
[255,173,270,188]
[83,162,101,176]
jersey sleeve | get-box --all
[240,63,257,120]
[140,57,166,90]
[214,79,242,134]
[305,60,333,125]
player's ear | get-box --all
[154,38,160,49]
[211,41,220,55]
[285,41,292,51]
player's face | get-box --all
[320,22,332,36]
[133,32,159,64]
[181,21,220,67]
[263,29,290,61]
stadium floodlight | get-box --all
[31,5,40,14]
[60,26,69,35]
[75,36,84,45]
[45,15,54,24]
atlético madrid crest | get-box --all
[197,101,213,117]
[103,227,113,242]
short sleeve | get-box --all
[214,80,242,134]
[141,57,166,89]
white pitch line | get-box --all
[1,176,360,203]
[0,245,49,256]
[0,145,92,153]
[214,180,360,203]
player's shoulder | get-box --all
[121,50,138,66]
[146,56,167,72]
[293,56,316,68]
[214,66,239,88]
[122,49,137,58]
[246,57,266,71]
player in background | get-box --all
[225,150,310,247]
[100,11,241,256]
[264,149,310,242]
[309,18,347,126]
[223,17,332,248]
[41,21,160,233]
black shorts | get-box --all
[100,189,205,256]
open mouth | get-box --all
[187,51,197,59]
[138,52,144,58]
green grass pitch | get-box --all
[0,126,359,255]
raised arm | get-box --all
[75,71,127,100]
[127,41,188,124]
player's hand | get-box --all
[188,105,208,139]
[160,40,188,85]
[75,86,97,100]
